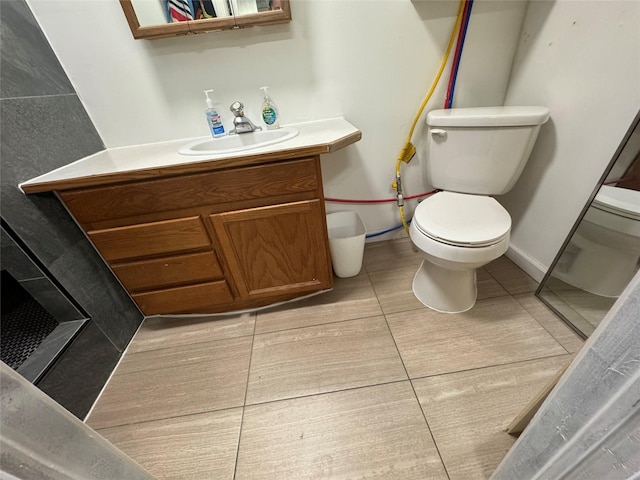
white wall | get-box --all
[500,0,640,279]
[27,0,526,239]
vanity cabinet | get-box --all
[20,117,362,316]
[56,156,333,315]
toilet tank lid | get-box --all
[427,106,550,127]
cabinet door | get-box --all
[210,200,332,300]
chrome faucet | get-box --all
[229,101,262,134]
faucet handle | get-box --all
[230,101,244,117]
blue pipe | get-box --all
[366,221,410,239]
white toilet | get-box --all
[554,185,640,297]
[410,106,550,313]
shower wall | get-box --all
[0,0,144,418]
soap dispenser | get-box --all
[259,86,280,130]
[204,90,225,138]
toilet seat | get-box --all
[413,192,511,247]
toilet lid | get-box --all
[413,192,511,246]
[592,185,640,220]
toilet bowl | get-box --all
[554,185,640,297]
[409,106,549,312]
[410,191,511,313]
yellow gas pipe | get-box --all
[394,0,465,235]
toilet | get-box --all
[410,106,550,313]
[554,185,640,297]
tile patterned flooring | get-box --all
[87,238,584,480]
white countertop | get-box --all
[20,117,360,193]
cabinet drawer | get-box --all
[88,216,210,262]
[60,158,320,224]
[112,251,223,292]
[132,281,233,315]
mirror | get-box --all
[120,0,291,39]
[537,111,640,338]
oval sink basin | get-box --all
[179,127,299,156]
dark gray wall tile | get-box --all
[19,277,85,323]
[36,321,121,419]
[1,95,104,184]
[1,191,88,268]
[48,240,143,351]
[17,319,86,383]
[0,0,74,98]
[0,95,105,265]
[1,226,43,280]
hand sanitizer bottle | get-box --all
[260,86,280,130]
[204,90,225,138]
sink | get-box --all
[179,127,299,156]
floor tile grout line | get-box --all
[379,293,515,318]
[241,378,410,409]
[253,309,385,337]
[407,379,452,480]
[126,331,256,356]
[363,265,384,310]
[92,403,245,431]
[362,262,426,317]
[516,314,571,356]
[484,263,539,298]
[475,288,573,356]
[483,268,513,296]
[379,293,517,317]
[380,312,452,480]
[232,312,259,480]
[511,295,576,355]
[407,352,574,383]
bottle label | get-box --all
[262,106,277,125]
[207,112,225,136]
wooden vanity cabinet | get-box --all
[57,156,333,315]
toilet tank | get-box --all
[424,106,550,195]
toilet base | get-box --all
[412,259,477,313]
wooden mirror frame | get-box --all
[119,0,291,40]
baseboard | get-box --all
[505,244,549,283]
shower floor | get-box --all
[1,270,58,370]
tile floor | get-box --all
[86,238,584,480]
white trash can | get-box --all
[326,211,367,278]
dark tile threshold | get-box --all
[17,319,88,383]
